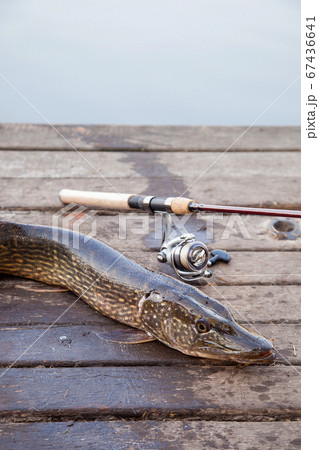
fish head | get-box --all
[139,288,275,365]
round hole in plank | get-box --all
[270,219,300,240]
[273,221,295,233]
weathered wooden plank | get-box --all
[1,210,301,251]
[0,150,301,209]
[0,421,301,450]
[208,285,300,324]
[0,323,300,366]
[0,177,300,210]
[0,124,301,151]
[0,366,300,420]
[0,150,300,178]
[125,251,301,285]
[0,279,301,324]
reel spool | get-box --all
[157,213,230,282]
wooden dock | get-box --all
[0,125,300,449]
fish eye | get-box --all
[195,318,211,333]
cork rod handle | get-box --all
[170,197,194,215]
[59,189,135,211]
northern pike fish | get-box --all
[0,221,275,364]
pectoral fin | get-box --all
[93,328,156,344]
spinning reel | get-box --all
[157,213,230,282]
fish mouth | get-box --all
[195,343,276,365]
[232,348,276,365]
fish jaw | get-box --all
[193,322,276,365]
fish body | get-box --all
[0,221,275,364]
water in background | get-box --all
[0,0,300,125]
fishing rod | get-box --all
[59,189,301,218]
[59,189,301,282]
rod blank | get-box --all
[189,203,301,218]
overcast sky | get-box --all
[0,0,300,125]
